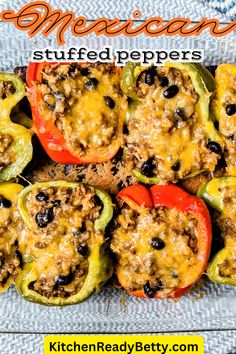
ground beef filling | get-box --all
[125,66,219,182]
[20,185,102,298]
[0,195,22,287]
[111,203,199,296]
[219,251,236,279]
[215,185,236,279]
[38,63,127,156]
[0,134,14,171]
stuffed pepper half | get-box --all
[0,73,33,181]
[0,183,23,292]
[213,64,236,176]
[111,184,212,298]
[121,62,223,183]
[198,177,236,285]
[27,62,127,164]
[16,181,113,305]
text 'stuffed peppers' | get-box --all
[16,181,114,306]
[121,62,223,184]
[0,73,33,181]
[111,184,212,299]
[198,177,236,285]
[0,183,24,292]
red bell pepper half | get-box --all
[116,184,212,299]
[26,62,124,164]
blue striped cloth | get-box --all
[202,0,236,20]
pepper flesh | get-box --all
[198,177,236,285]
[121,62,223,184]
[27,62,126,164]
[113,184,212,299]
[0,73,33,181]
[16,181,113,306]
[0,183,23,292]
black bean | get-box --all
[53,200,61,207]
[163,85,179,99]
[80,67,90,76]
[35,208,54,228]
[55,272,74,286]
[150,237,165,250]
[0,195,12,209]
[85,78,98,91]
[206,141,222,154]
[117,181,125,191]
[145,69,155,86]
[171,161,181,172]
[143,281,157,298]
[36,192,49,202]
[226,104,236,116]
[141,157,155,177]
[77,244,89,257]
[104,96,115,109]
[159,76,169,87]
[174,108,186,120]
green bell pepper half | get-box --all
[121,62,223,184]
[198,177,236,286]
[15,181,114,306]
[0,73,33,181]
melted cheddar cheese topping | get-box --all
[125,66,219,182]
[213,64,236,176]
[19,185,103,298]
[38,63,127,157]
[0,193,22,289]
[111,202,200,296]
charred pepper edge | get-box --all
[27,62,125,164]
[0,73,33,181]
[0,183,23,293]
[121,62,224,185]
[198,177,236,286]
[115,184,212,299]
[15,180,114,305]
